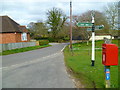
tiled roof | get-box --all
[20,26,28,33]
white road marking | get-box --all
[61,45,67,52]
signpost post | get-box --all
[91,11,95,66]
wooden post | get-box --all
[104,66,110,88]
[70,0,72,50]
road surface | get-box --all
[2,43,75,88]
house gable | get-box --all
[0,16,22,33]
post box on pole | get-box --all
[102,38,118,88]
[102,44,118,66]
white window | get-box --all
[21,33,27,41]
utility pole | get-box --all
[70,0,72,49]
[91,11,95,66]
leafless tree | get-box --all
[72,10,110,41]
[27,21,48,39]
[104,2,118,31]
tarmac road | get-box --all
[2,43,75,88]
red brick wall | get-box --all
[0,33,30,44]
[27,34,30,42]
[0,33,16,44]
[15,33,21,42]
[0,34,2,44]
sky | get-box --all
[0,0,119,26]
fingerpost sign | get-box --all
[76,22,93,27]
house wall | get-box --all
[15,33,22,42]
[0,33,16,44]
[27,34,30,42]
[0,33,30,44]
[89,35,114,41]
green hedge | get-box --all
[58,39,64,43]
[39,40,49,45]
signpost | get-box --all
[87,25,104,31]
[91,12,95,66]
[76,22,93,27]
[95,25,104,30]
[76,11,104,66]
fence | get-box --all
[0,42,36,52]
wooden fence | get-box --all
[0,42,36,52]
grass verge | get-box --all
[64,40,118,88]
[0,45,51,56]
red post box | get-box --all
[102,44,118,66]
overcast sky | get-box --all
[0,0,119,26]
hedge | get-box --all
[39,40,49,45]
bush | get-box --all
[63,37,69,41]
[34,36,42,40]
[48,37,55,42]
[58,39,64,43]
[39,40,49,45]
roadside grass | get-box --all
[0,45,51,55]
[64,39,118,88]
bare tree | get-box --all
[27,21,48,39]
[72,10,110,41]
[104,2,118,31]
[78,10,110,33]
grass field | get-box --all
[0,45,51,55]
[64,39,118,88]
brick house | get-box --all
[0,16,30,44]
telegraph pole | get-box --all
[70,0,72,49]
[91,11,95,66]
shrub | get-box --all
[63,37,69,41]
[39,40,49,45]
[58,39,64,43]
[48,37,55,42]
[34,36,42,40]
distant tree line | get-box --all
[27,2,118,42]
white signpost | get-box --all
[91,12,95,66]
[76,11,104,66]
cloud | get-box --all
[2,0,119,2]
[0,0,118,26]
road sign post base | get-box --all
[91,60,95,66]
